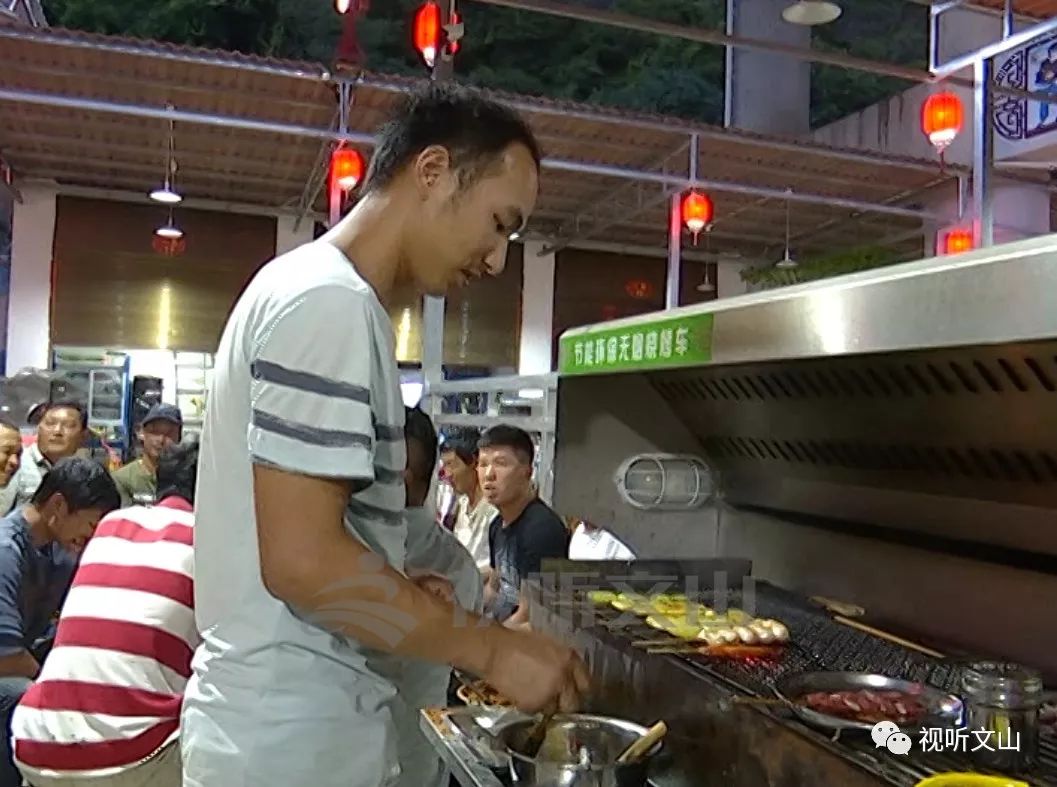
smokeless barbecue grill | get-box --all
[528,575,1057,787]
[424,236,1057,786]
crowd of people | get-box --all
[0,81,623,787]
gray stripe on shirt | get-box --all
[253,409,373,450]
[373,466,404,485]
[346,498,403,524]
[374,423,403,442]
[252,360,370,403]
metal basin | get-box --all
[495,713,662,787]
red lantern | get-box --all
[330,145,365,192]
[941,227,973,255]
[449,9,462,56]
[922,91,964,153]
[624,279,653,300]
[151,235,186,257]
[681,190,713,241]
[414,1,441,68]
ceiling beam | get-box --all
[54,183,320,221]
[0,86,938,220]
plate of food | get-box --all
[773,671,963,732]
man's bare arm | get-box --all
[255,465,498,674]
[503,587,532,630]
[0,650,39,680]
[253,465,589,711]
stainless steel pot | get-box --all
[495,713,662,787]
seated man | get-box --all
[0,421,24,518]
[111,403,183,507]
[478,425,569,629]
[5,402,89,515]
[12,441,199,786]
[394,407,482,787]
[0,458,121,787]
[440,435,497,572]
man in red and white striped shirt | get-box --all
[10,441,199,787]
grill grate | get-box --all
[651,353,1057,404]
[579,583,1057,786]
[699,435,1057,485]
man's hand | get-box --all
[482,628,590,714]
[410,572,455,604]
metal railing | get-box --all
[425,373,559,503]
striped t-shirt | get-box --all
[11,496,197,776]
[180,240,408,787]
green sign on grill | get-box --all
[558,312,714,376]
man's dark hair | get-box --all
[405,406,439,487]
[364,82,542,194]
[39,400,88,431]
[156,441,199,505]
[478,425,535,466]
[31,456,120,514]
[440,435,478,465]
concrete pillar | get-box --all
[717,262,751,299]
[274,215,314,256]
[7,183,56,374]
[923,181,1050,254]
[518,239,556,375]
[936,6,1002,66]
[990,185,1051,244]
[0,186,12,375]
[725,0,811,136]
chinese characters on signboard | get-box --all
[559,313,713,375]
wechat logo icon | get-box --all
[872,720,913,756]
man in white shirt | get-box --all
[181,83,589,787]
[441,435,496,572]
[568,520,636,561]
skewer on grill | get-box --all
[647,644,784,658]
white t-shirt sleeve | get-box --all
[247,285,377,481]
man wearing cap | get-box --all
[111,404,183,507]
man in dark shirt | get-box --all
[479,425,568,628]
[0,457,121,787]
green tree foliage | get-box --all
[42,0,926,129]
[740,245,898,289]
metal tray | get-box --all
[773,671,964,733]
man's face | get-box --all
[440,450,477,497]
[37,407,85,461]
[139,420,180,463]
[477,445,532,508]
[0,427,21,486]
[42,495,105,554]
[406,142,539,296]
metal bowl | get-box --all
[773,671,964,733]
[495,713,662,787]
